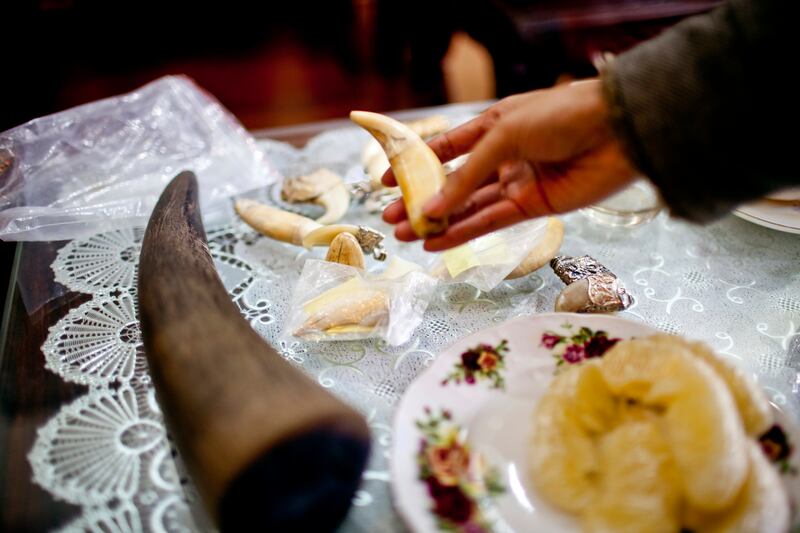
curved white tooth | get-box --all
[505,217,565,279]
[301,224,361,249]
[360,115,449,190]
[281,168,351,224]
[281,168,342,202]
[361,139,389,189]
[350,110,447,238]
[325,233,365,269]
[234,199,321,246]
[314,182,350,224]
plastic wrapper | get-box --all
[0,75,278,241]
[285,258,436,346]
[428,218,549,291]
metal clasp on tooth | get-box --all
[355,226,387,261]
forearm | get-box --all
[602,0,798,222]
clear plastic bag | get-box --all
[284,258,436,346]
[0,75,279,241]
[427,218,550,291]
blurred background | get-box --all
[2,0,719,132]
[1,0,718,297]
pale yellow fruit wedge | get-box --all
[647,334,773,436]
[529,367,599,513]
[600,338,748,511]
[572,363,618,434]
[581,420,681,533]
[684,442,790,533]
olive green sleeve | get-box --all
[601,0,798,222]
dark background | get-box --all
[0,0,717,308]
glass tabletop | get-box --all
[1,101,799,532]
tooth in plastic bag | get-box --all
[285,257,436,345]
[428,217,557,292]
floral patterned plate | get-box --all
[390,313,800,533]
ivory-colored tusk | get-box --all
[360,115,450,189]
[281,168,351,224]
[325,233,366,269]
[301,224,362,249]
[235,199,385,259]
[234,199,321,246]
[315,183,350,224]
[350,111,448,238]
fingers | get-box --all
[381,168,397,187]
[382,112,491,188]
[424,126,515,220]
[393,220,418,242]
[423,199,527,251]
[385,181,502,243]
[447,182,503,222]
[381,199,407,224]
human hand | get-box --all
[381,79,639,251]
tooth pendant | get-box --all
[325,233,366,269]
[280,168,351,224]
[350,111,448,238]
[234,199,386,260]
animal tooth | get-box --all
[235,200,385,258]
[360,115,449,189]
[325,233,365,269]
[234,199,321,246]
[295,278,388,336]
[301,224,361,249]
[281,168,351,224]
[302,224,386,260]
[505,217,565,279]
[361,139,390,190]
[554,274,633,313]
[314,183,350,224]
[350,111,448,238]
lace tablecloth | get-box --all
[29,126,800,532]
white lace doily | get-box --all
[32,126,800,532]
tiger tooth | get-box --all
[350,110,447,238]
[301,224,361,249]
[360,115,450,189]
[281,168,351,224]
[325,232,366,269]
[302,224,386,260]
[315,182,350,224]
[234,199,321,246]
[295,279,389,336]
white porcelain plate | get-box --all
[391,313,800,532]
[734,196,800,235]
